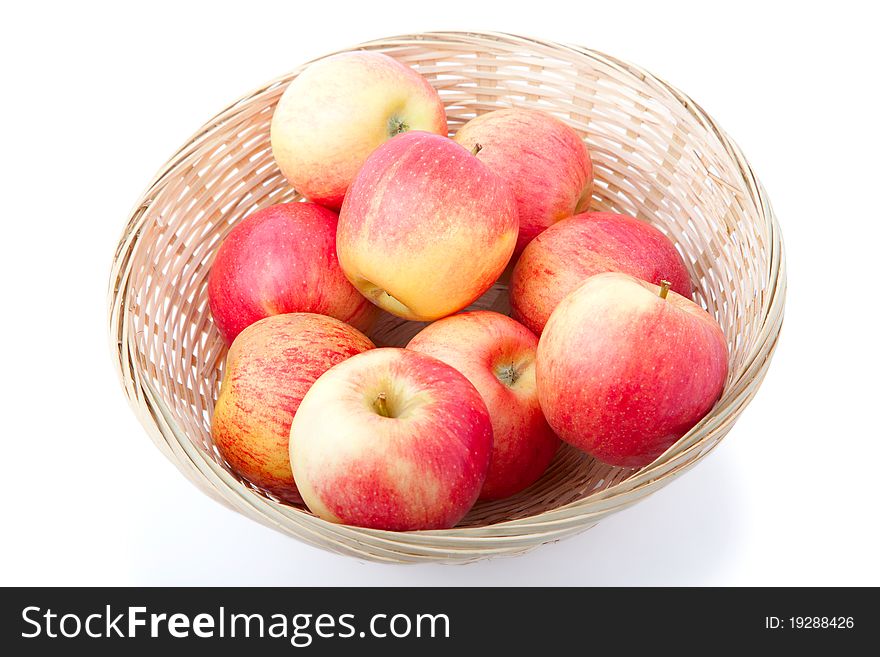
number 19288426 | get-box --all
[765,617,854,629]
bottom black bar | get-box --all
[1,587,871,653]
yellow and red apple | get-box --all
[536,273,728,468]
[211,313,374,504]
[453,108,593,254]
[289,348,493,530]
[511,211,693,335]
[408,311,559,500]
[270,52,447,209]
[337,131,518,321]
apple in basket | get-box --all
[289,348,493,530]
[510,211,694,335]
[536,272,728,468]
[408,311,559,500]
[453,108,593,255]
[336,131,519,321]
[208,202,377,345]
[211,313,374,504]
[270,52,447,210]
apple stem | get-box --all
[388,117,409,137]
[659,280,671,300]
[496,364,520,387]
[471,143,483,156]
[375,392,391,418]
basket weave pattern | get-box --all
[108,32,785,563]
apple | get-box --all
[270,52,447,210]
[337,131,518,321]
[289,347,493,530]
[453,108,593,254]
[211,313,374,504]
[407,311,559,500]
[511,211,693,335]
[208,202,377,345]
[536,272,728,468]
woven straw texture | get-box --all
[108,32,786,563]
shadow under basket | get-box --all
[108,32,786,564]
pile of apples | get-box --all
[207,52,729,531]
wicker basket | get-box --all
[108,32,786,564]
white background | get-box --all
[2,0,877,586]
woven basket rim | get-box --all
[108,31,786,561]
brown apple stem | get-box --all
[375,392,391,418]
[496,363,520,387]
[471,143,483,156]
[659,280,671,299]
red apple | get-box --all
[270,52,447,210]
[407,311,558,500]
[208,202,377,345]
[337,131,518,321]
[289,348,493,530]
[453,108,593,254]
[511,211,693,335]
[536,273,728,468]
[211,313,374,504]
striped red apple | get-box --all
[537,273,728,468]
[408,311,558,500]
[454,108,593,254]
[511,211,693,335]
[208,202,377,345]
[211,313,374,504]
